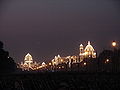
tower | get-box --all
[24,53,33,71]
[79,44,84,61]
[19,53,40,71]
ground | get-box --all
[0,72,120,90]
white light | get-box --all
[84,62,87,66]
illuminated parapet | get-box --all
[52,55,62,65]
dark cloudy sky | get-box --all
[0,0,120,63]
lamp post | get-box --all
[112,41,119,72]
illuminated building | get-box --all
[18,41,97,71]
[79,41,96,61]
[50,41,96,69]
[52,55,62,66]
[19,53,40,71]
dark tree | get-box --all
[98,50,113,72]
[98,49,120,72]
[98,50,113,60]
[0,41,17,73]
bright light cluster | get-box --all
[80,41,96,60]
[18,41,97,71]
[19,53,40,71]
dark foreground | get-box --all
[0,72,120,90]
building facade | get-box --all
[19,53,39,71]
[51,41,96,67]
[79,41,96,61]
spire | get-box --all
[85,41,94,52]
[58,54,60,58]
[80,44,83,49]
[80,44,83,47]
[88,41,91,45]
[26,53,30,57]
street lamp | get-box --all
[112,41,117,47]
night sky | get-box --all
[0,0,120,63]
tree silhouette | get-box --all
[0,41,3,49]
[98,50,113,60]
[0,41,17,73]
[98,49,120,72]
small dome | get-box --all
[84,41,95,52]
[80,44,84,49]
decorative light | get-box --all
[42,62,46,67]
[49,63,52,66]
[66,56,71,59]
[62,66,64,68]
[83,62,87,66]
[58,55,61,58]
[61,59,63,62]
[59,67,61,69]
[84,52,88,55]
[105,59,110,63]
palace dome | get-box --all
[84,41,95,52]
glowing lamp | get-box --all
[49,63,52,66]
[105,59,110,64]
[112,41,117,47]
[83,62,87,66]
[61,59,63,62]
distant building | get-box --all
[18,41,97,71]
[79,41,96,61]
[19,53,40,71]
[50,41,96,68]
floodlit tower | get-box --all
[24,53,33,71]
[79,44,84,61]
[19,53,39,71]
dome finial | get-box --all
[88,41,91,45]
[80,44,83,47]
